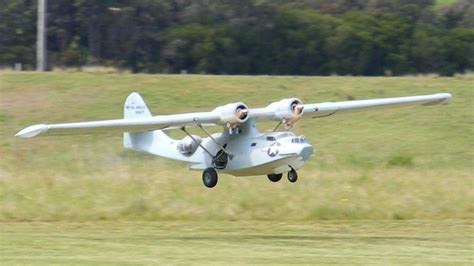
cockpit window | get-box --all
[277,132,294,139]
[265,132,295,141]
[291,136,306,143]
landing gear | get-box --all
[267,173,282,182]
[267,170,297,183]
[212,146,228,170]
[287,169,298,183]
[202,168,218,188]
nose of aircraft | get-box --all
[300,145,313,160]
[278,143,313,160]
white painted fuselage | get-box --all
[124,118,313,176]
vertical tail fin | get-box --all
[123,92,152,149]
[123,92,174,151]
[124,92,152,119]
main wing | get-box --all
[15,92,248,138]
[303,93,452,118]
[246,93,451,127]
[16,92,451,138]
[15,113,220,138]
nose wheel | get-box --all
[287,169,298,183]
[202,168,218,188]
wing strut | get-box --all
[180,126,214,158]
[197,124,233,158]
[272,120,283,132]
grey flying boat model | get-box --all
[16,92,452,188]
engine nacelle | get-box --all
[212,102,249,127]
[265,98,304,128]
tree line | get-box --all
[1,0,473,76]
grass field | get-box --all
[1,221,472,264]
[0,72,473,264]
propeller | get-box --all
[236,107,249,120]
[292,103,304,115]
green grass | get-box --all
[1,221,472,264]
[0,72,472,221]
[0,72,472,264]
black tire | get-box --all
[202,168,218,188]
[287,169,298,183]
[267,173,283,182]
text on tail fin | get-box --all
[124,92,152,118]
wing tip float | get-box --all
[15,92,452,138]
[425,92,452,105]
[15,124,49,138]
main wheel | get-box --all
[202,168,218,188]
[287,169,298,183]
[267,173,283,182]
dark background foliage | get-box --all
[0,0,473,75]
